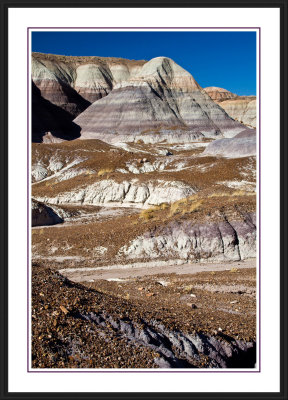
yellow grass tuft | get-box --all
[98,168,114,177]
[139,203,170,221]
[159,202,169,210]
[209,192,228,198]
[169,202,181,216]
[140,208,156,221]
[169,197,202,217]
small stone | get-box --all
[156,280,169,287]
[187,303,197,309]
[138,287,144,291]
[60,305,69,315]
[230,300,238,304]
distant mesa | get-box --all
[218,98,256,129]
[204,86,256,129]
[203,87,237,102]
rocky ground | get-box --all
[31,137,257,369]
[31,139,256,266]
[32,263,256,369]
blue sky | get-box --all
[32,31,256,96]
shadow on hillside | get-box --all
[31,82,85,142]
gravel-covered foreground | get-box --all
[32,263,256,369]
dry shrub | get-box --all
[98,168,114,177]
[140,204,168,221]
[169,197,202,217]
[140,208,156,221]
[159,203,169,210]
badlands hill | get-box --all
[32,53,248,143]
[203,87,237,102]
[204,87,256,128]
[32,52,146,142]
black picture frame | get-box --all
[0,0,287,399]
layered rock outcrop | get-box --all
[204,87,237,102]
[204,87,256,129]
[119,213,256,262]
[32,53,146,111]
[34,179,197,208]
[32,53,146,140]
[219,98,256,128]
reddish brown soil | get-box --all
[32,264,256,368]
